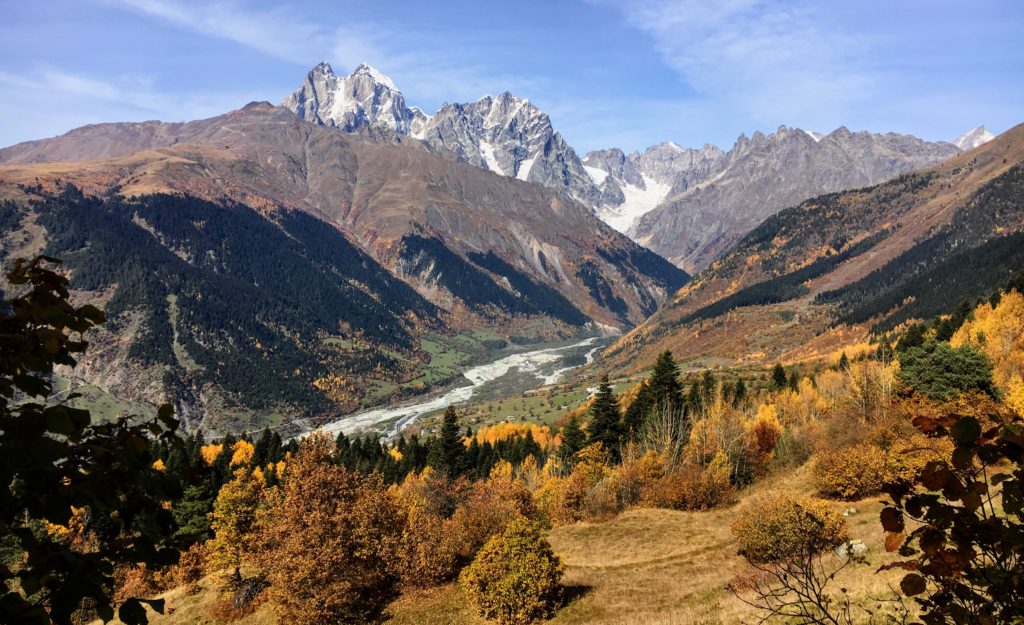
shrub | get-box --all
[535,444,617,525]
[399,503,461,587]
[730,493,856,623]
[641,453,733,511]
[732,492,848,564]
[171,543,207,595]
[460,518,563,625]
[609,450,665,508]
[813,444,889,500]
[450,477,538,559]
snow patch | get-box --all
[354,63,397,90]
[479,141,503,174]
[803,129,824,142]
[954,126,995,151]
[583,165,609,185]
[517,156,537,181]
[599,174,671,233]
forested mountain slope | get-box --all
[605,123,1024,372]
[0,103,687,432]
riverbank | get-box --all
[318,336,608,439]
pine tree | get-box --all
[897,323,927,352]
[587,374,622,461]
[788,370,800,392]
[253,427,273,467]
[838,352,850,370]
[173,483,214,543]
[622,382,653,440]
[428,406,465,476]
[732,378,747,407]
[770,363,788,390]
[558,414,586,471]
[649,350,683,412]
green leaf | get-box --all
[44,408,74,436]
[118,598,149,625]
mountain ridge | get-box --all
[0,102,687,433]
[602,123,1024,373]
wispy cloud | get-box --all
[105,0,537,105]
[111,0,383,67]
[591,0,879,130]
[0,64,260,144]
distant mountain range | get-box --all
[0,60,1007,434]
[0,102,685,433]
[604,124,1024,373]
[281,62,990,272]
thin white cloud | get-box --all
[103,0,540,109]
[111,0,376,66]
[0,65,260,145]
[592,0,879,131]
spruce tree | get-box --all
[732,378,747,407]
[587,374,622,460]
[622,382,653,441]
[770,363,788,390]
[838,352,850,371]
[558,414,586,471]
[173,483,214,542]
[697,370,716,411]
[428,405,464,476]
[649,350,683,412]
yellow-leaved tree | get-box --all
[952,290,1024,416]
[208,467,266,581]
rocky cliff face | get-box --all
[279,62,965,269]
[282,62,416,134]
[604,124,1024,374]
[281,63,602,207]
[629,125,961,271]
[582,142,727,233]
[415,92,603,207]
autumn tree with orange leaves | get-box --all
[257,433,404,625]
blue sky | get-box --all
[1,0,1021,153]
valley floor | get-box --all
[124,467,909,625]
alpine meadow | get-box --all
[1,2,1023,625]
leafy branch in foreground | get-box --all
[880,410,1023,625]
[0,256,182,625]
[729,492,910,625]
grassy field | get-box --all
[119,467,910,625]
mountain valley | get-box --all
[3,5,1024,623]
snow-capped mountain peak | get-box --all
[282,62,414,133]
[954,125,995,151]
[352,63,398,90]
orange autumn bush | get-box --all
[535,444,617,526]
[641,452,733,511]
[449,476,539,560]
[813,443,889,500]
[257,433,404,625]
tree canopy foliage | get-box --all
[0,257,181,625]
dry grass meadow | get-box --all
[115,464,913,625]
